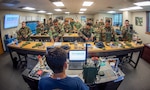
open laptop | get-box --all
[68,50,87,70]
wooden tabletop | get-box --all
[63,33,79,38]
[30,34,49,38]
[8,41,144,53]
[30,33,80,38]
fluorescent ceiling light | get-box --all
[134,1,150,6]
[107,11,116,13]
[119,6,143,11]
[83,1,93,6]
[54,9,62,11]
[38,10,46,13]
[80,8,87,11]
[65,12,70,14]
[53,2,64,7]
[47,13,53,14]
[79,12,84,14]
[22,7,35,10]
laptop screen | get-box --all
[69,50,86,62]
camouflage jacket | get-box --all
[93,23,100,28]
[99,22,104,26]
[63,24,72,33]
[49,25,63,39]
[121,26,132,41]
[74,22,82,30]
[95,26,114,42]
[45,23,53,31]
[79,27,94,39]
[70,22,75,29]
[36,24,44,34]
[17,26,31,41]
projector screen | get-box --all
[4,14,19,29]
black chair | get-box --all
[22,69,38,90]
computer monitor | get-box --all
[69,50,86,62]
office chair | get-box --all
[22,69,38,90]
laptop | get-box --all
[68,50,87,70]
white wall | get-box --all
[53,14,94,21]
[94,13,113,23]
[123,11,132,23]
[0,10,48,51]
[131,11,150,43]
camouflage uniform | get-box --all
[121,26,132,41]
[95,26,115,42]
[79,27,94,41]
[63,24,72,33]
[99,22,104,26]
[36,24,44,34]
[74,22,82,32]
[49,25,63,42]
[70,21,75,30]
[44,23,53,32]
[93,23,100,28]
[17,26,31,41]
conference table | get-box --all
[7,41,144,68]
[30,33,81,42]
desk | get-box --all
[30,34,50,41]
[63,33,81,42]
[8,41,144,68]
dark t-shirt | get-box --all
[39,76,89,90]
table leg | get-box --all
[134,50,142,68]
[8,48,13,62]
[129,49,143,68]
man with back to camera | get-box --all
[38,47,89,90]
[17,21,31,41]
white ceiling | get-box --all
[0,0,149,15]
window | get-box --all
[146,12,150,34]
[113,14,122,26]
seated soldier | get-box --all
[62,20,72,33]
[73,20,82,33]
[38,47,89,90]
[70,19,75,30]
[78,23,94,42]
[48,19,63,42]
[45,19,53,33]
[17,21,31,41]
[93,21,100,28]
[99,19,104,26]
[36,21,44,34]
